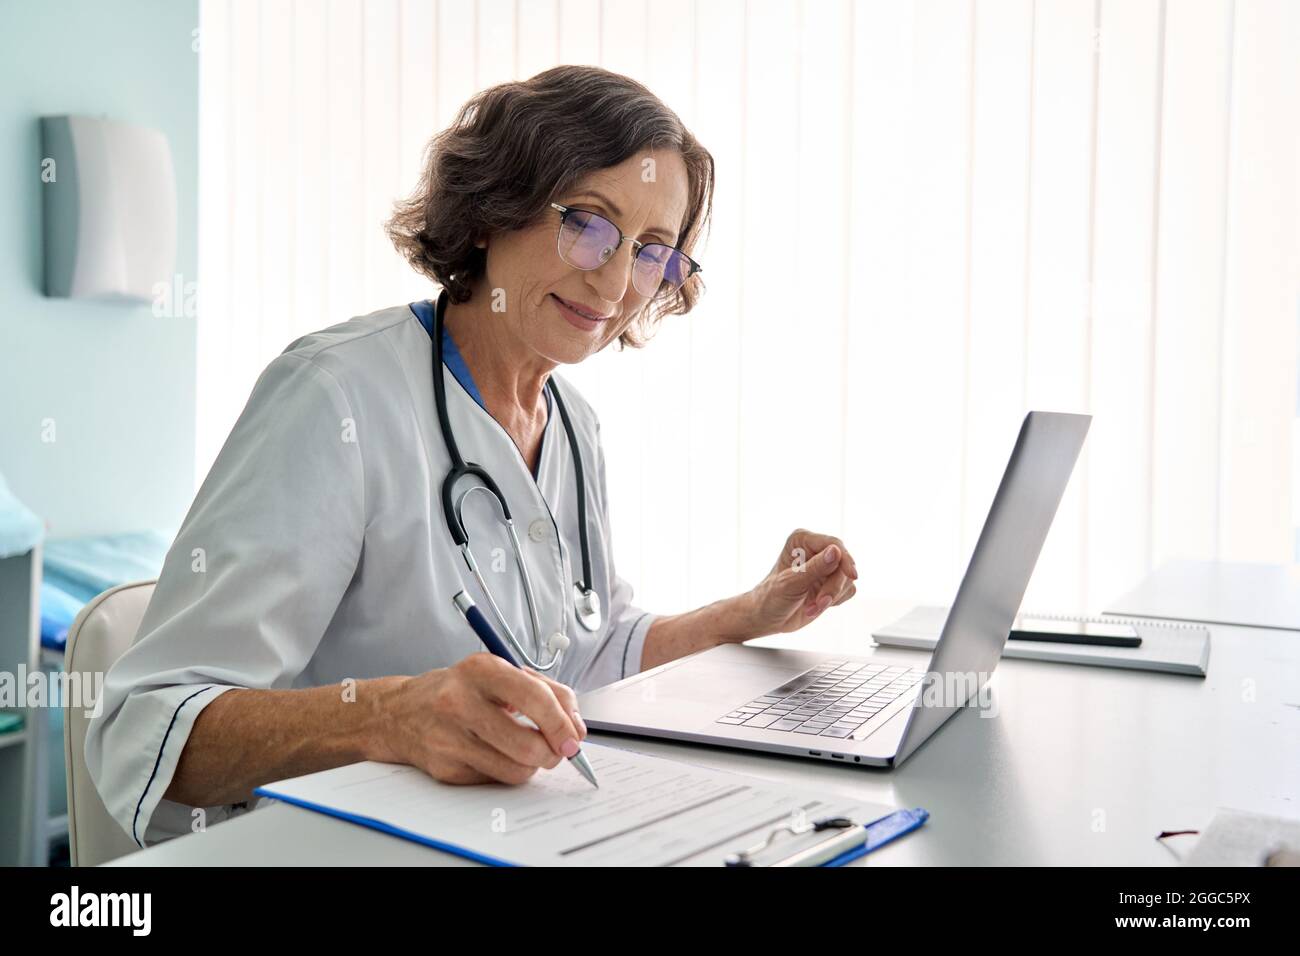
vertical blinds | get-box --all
[198,0,1298,614]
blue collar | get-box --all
[410,300,485,410]
[409,300,552,418]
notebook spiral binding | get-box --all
[1021,611,1208,633]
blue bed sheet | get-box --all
[39,530,172,651]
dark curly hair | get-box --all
[386,65,714,348]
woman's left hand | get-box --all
[640,528,861,670]
[745,529,859,635]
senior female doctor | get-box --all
[87,65,859,846]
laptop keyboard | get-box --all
[715,660,923,739]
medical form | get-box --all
[255,742,897,866]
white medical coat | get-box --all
[85,302,657,847]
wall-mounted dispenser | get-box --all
[40,115,177,302]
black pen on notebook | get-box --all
[452,591,599,788]
[1009,615,1142,648]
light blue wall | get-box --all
[0,0,199,539]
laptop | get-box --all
[579,411,1091,767]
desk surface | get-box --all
[111,601,1300,867]
[1108,559,1300,632]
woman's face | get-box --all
[478,147,691,366]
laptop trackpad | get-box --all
[581,646,817,730]
[648,656,798,702]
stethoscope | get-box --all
[430,290,602,672]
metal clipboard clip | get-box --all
[724,808,931,867]
[725,816,865,868]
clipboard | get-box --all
[257,783,930,867]
[251,784,521,867]
[253,746,930,867]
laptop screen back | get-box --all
[895,411,1091,763]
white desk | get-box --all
[110,600,1300,866]
[1108,559,1300,632]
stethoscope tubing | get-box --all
[430,290,599,671]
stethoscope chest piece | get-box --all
[429,289,603,669]
[574,584,602,632]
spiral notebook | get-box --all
[872,606,1210,676]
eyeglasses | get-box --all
[550,202,702,299]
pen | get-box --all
[452,590,599,789]
[1008,629,1141,648]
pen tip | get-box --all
[570,750,600,789]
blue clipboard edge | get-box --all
[822,808,931,867]
[256,781,929,868]
[252,785,520,867]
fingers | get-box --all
[464,698,564,771]
[809,572,855,616]
[778,543,855,612]
[788,529,859,581]
[532,671,588,739]
[778,543,841,592]
[465,656,584,760]
[454,725,547,786]
[806,575,843,617]
[777,534,860,618]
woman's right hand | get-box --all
[379,653,589,785]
